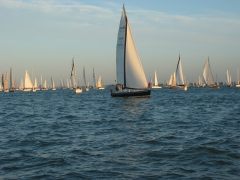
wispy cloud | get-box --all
[0,0,115,16]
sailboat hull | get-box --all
[111,89,151,97]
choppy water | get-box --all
[0,88,240,179]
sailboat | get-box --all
[23,71,33,92]
[152,71,162,89]
[226,69,232,87]
[83,67,89,91]
[2,73,9,92]
[9,68,15,92]
[175,54,188,91]
[236,68,240,88]
[111,5,151,97]
[168,72,176,88]
[202,57,219,88]
[92,68,96,89]
[96,76,105,90]
[51,77,56,90]
[70,58,82,94]
[197,75,204,87]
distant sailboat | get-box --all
[197,75,204,87]
[236,68,240,88]
[111,5,151,97]
[9,68,15,92]
[42,79,48,90]
[83,67,89,91]
[0,81,2,92]
[168,72,176,88]
[70,58,82,94]
[51,77,56,90]
[202,57,219,88]
[175,54,188,91]
[152,71,162,89]
[2,73,9,92]
[92,68,96,89]
[96,76,105,90]
[33,78,40,91]
[226,69,232,87]
[23,71,33,92]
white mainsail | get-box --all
[203,57,215,86]
[24,71,33,90]
[116,6,148,89]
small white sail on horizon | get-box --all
[152,71,162,89]
[202,57,218,88]
[83,67,89,91]
[96,76,104,90]
[24,71,33,91]
[226,69,232,87]
[9,68,14,92]
[51,77,56,90]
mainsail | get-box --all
[116,5,148,89]
[203,57,215,86]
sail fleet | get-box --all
[1,5,240,94]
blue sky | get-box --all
[0,0,240,85]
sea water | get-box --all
[0,88,239,179]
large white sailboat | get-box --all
[226,69,232,87]
[202,57,219,88]
[152,71,162,89]
[111,5,150,97]
[71,58,82,94]
[175,54,188,91]
[23,71,33,92]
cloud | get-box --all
[0,0,114,16]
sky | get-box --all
[0,0,240,85]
